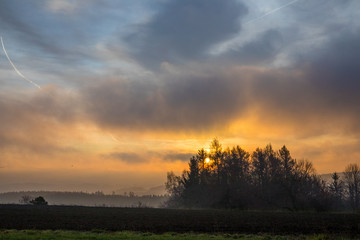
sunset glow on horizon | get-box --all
[0,0,360,194]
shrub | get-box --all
[30,196,48,205]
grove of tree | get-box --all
[165,139,360,211]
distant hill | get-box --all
[114,185,167,196]
[0,191,168,208]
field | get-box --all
[0,205,359,238]
[0,230,356,240]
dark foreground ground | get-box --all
[0,205,359,236]
[1,230,357,240]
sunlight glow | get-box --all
[205,158,211,164]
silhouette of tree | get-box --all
[19,195,32,205]
[164,139,351,211]
[223,146,251,208]
[30,196,48,205]
[344,163,360,210]
[210,138,223,183]
[289,159,321,210]
[187,156,200,186]
[329,172,344,209]
[266,144,281,183]
[279,146,295,178]
[224,146,250,185]
[165,171,184,207]
[251,147,270,207]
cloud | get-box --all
[81,24,360,139]
[1,0,360,176]
[46,0,78,14]
[164,153,193,162]
[252,28,360,136]
[0,86,81,154]
[106,150,194,164]
[82,70,251,132]
[0,1,74,56]
[107,152,146,164]
[0,0,116,73]
[223,29,284,65]
[126,0,248,68]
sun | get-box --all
[205,158,211,164]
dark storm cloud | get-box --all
[126,0,248,68]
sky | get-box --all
[0,0,360,194]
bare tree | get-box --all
[165,171,184,207]
[19,195,32,205]
[344,163,360,210]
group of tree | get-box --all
[165,139,360,211]
[20,195,48,205]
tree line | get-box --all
[165,139,360,211]
[4,191,167,207]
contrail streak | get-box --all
[0,36,41,89]
[243,0,300,26]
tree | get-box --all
[19,195,32,205]
[290,159,321,210]
[224,146,251,208]
[181,156,202,208]
[164,140,331,211]
[278,145,295,181]
[265,144,281,183]
[210,138,223,184]
[225,146,250,184]
[165,171,184,207]
[251,147,268,192]
[30,196,48,205]
[344,163,360,210]
[328,172,344,209]
[187,156,200,186]
[263,144,282,207]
